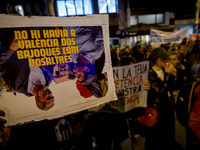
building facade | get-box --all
[0,0,198,47]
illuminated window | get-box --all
[138,14,156,24]
[57,1,67,16]
[137,14,164,24]
[156,14,163,23]
[84,0,93,15]
[56,0,93,16]
[98,0,118,14]
[15,5,24,16]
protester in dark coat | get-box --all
[145,47,177,150]
[187,44,200,72]
[169,51,188,90]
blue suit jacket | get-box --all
[0,46,54,97]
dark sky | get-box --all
[129,0,196,11]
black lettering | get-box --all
[116,89,124,97]
[125,88,129,96]
[129,87,133,95]
[127,68,132,78]
[134,66,138,76]
[113,69,119,80]
[133,86,137,94]
[137,85,141,92]
[144,64,147,73]
[138,65,140,75]
[123,68,126,78]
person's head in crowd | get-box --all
[178,45,186,55]
[195,37,200,44]
[172,43,178,49]
[145,50,152,60]
[171,47,178,53]
[116,47,120,57]
[181,37,187,45]
[160,44,165,48]
[134,45,144,54]
[73,55,96,84]
[147,44,153,52]
[121,50,135,65]
[136,41,141,46]
[124,47,131,53]
[127,45,132,51]
[132,41,141,52]
[169,51,180,68]
[33,83,55,111]
[151,47,170,68]
[164,43,171,52]
[119,44,123,50]
[138,45,145,55]
[166,43,171,47]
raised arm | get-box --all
[0,38,19,65]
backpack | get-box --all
[176,80,200,127]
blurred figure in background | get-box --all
[178,45,188,69]
[187,60,200,150]
[169,51,188,90]
[187,44,200,73]
[181,37,188,45]
[191,54,200,81]
[144,50,153,67]
[132,45,145,62]
[164,43,172,52]
[186,39,195,56]
[121,50,137,66]
[119,44,123,57]
[132,41,141,52]
[111,47,121,67]
[146,44,153,52]
[145,50,152,61]
[195,37,200,44]
[172,43,179,49]
[127,45,132,52]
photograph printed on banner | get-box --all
[0,26,108,111]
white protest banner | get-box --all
[150,26,190,47]
[108,61,149,112]
[0,14,117,125]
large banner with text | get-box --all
[0,14,117,125]
[109,61,149,112]
[150,26,189,48]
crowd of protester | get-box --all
[111,38,200,83]
[111,37,200,150]
[1,37,200,150]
